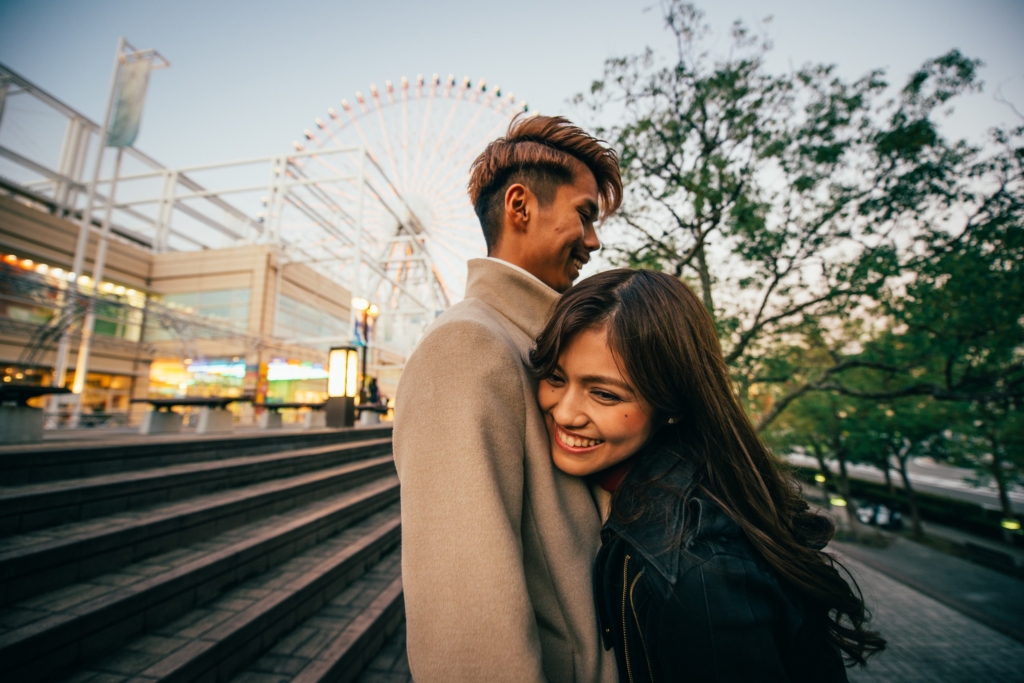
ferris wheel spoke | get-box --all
[340,99,386,168]
[423,114,518,196]
[401,77,410,189]
[426,240,477,266]
[417,84,464,194]
[428,247,468,288]
[429,225,487,254]
[420,109,489,192]
[369,84,402,185]
[412,75,439,190]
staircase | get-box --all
[0,427,410,683]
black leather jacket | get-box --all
[594,439,848,683]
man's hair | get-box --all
[467,114,622,250]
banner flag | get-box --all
[106,56,153,148]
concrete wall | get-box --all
[0,195,152,289]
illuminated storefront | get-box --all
[148,357,329,404]
[265,359,330,404]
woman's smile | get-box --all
[555,424,605,452]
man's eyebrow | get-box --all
[580,374,633,393]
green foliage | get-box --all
[582,1,1024,515]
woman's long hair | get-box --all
[529,269,885,666]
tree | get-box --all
[944,400,1024,540]
[577,2,989,433]
[854,398,950,538]
[766,390,872,534]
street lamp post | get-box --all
[325,346,359,427]
[350,297,379,402]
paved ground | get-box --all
[832,536,1024,641]
[844,556,1024,683]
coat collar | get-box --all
[464,258,560,339]
[606,434,708,586]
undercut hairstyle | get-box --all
[467,114,622,251]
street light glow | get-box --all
[351,297,369,311]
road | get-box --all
[785,454,1024,514]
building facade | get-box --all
[0,193,372,425]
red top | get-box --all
[595,459,633,493]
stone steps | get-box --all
[0,455,397,606]
[0,476,400,682]
[61,511,402,683]
[237,549,404,683]
[0,439,394,536]
[0,424,410,683]
[0,427,394,485]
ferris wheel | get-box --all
[288,74,527,323]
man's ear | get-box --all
[504,183,531,234]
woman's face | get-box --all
[538,325,654,476]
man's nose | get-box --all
[583,222,600,253]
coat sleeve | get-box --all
[648,552,792,682]
[393,318,548,683]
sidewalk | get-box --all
[842,555,1024,682]
[832,533,1024,643]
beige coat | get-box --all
[394,258,617,683]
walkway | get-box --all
[844,555,1024,682]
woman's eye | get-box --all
[546,373,566,386]
[592,390,621,402]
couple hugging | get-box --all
[393,115,884,682]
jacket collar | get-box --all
[606,433,703,586]
[464,258,560,339]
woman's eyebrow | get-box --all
[580,374,633,393]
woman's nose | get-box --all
[551,390,588,428]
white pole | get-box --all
[52,36,124,390]
[70,146,125,421]
[353,149,365,298]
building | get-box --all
[0,193,387,425]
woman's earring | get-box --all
[667,417,678,424]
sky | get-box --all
[2,0,1023,170]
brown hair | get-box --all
[467,113,622,251]
[530,269,885,666]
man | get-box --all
[393,114,622,682]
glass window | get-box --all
[149,288,251,340]
[274,294,347,341]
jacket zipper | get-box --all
[623,554,634,683]
[629,570,654,682]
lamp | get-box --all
[326,346,359,427]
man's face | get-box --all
[528,167,601,292]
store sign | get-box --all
[186,361,246,379]
[266,360,330,382]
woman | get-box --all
[530,269,884,682]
